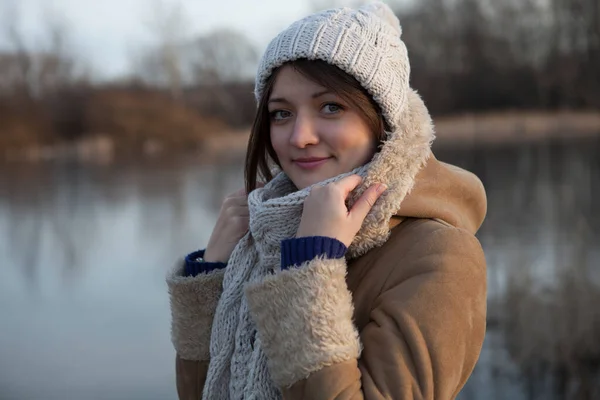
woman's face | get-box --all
[268,65,377,190]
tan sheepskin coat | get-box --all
[168,146,488,399]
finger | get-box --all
[224,196,248,209]
[349,183,387,222]
[334,174,363,196]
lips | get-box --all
[293,156,332,170]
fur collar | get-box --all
[346,89,435,257]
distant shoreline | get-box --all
[2,111,599,164]
[433,110,600,148]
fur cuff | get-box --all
[245,257,361,387]
[167,259,225,361]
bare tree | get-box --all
[140,0,191,99]
[186,28,258,85]
[0,0,34,99]
[37,13,77,95]
[0,1,84,99]
[182,28,258,127]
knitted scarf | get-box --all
[202,90,434,399]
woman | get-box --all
[167,2,487,399]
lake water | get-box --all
[0,139,598,399]
[0,160,244,400]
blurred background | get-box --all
[0,0,598,399]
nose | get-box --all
[289,113,319,148]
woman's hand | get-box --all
[296,175,387,247]
[204,184,263,263]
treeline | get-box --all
[400,0,600,115]
[0,0,598,153]
[0,0,258,152]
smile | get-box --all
[293,157,332,170]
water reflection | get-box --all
[448,138,600,400]
[0,159,244,400]
[0,137,598,399]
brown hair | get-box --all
[244,59,389,193]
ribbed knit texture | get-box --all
[203,169,365,400]
[184,249,227,276]
[281,236,347,270]
[254,1,410,133]
[185,238,345,277]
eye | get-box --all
[322,103,343,114]
[270,110,292,121]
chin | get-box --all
[291,176,313,190]
[291,172,338,190]
[285,160,346,190]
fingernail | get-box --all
[377,184,388,194]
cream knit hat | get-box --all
[254,1,410,132]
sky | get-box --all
[0,0,383,80]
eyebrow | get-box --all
[268,90,333,104]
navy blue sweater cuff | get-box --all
[281,236,347,270]
[184,249,227,277]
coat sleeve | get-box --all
[167,259,225,399]
[245,226,487,400]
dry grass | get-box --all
[86,88,230,149]
[434,111,600,147]
[201,128,250,162]
[0,102,54,149]
[0,87,233,160]
[3,102,600,163]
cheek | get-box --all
[269,126,287,159]
[324,122,373,156]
